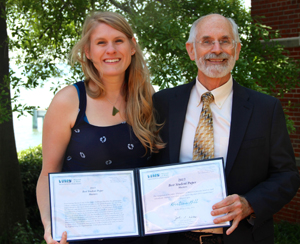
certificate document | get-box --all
[49,158,229,241]
[138,158,230,234]
[49,170,139,241]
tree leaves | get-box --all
[5,0,300,116]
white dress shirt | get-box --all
[180,76,233,166]
[179,76,233,234]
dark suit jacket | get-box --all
[152,79,300,244]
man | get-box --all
[152,14,300,244]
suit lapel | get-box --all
[225,80,253,177]
[168,81,195,163]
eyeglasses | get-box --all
[195,39,237,50]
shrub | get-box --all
[18,145,43,241]
[0,221,44,244]
[274,221,300,244]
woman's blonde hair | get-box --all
[70,11,164,153]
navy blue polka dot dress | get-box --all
[62,81,152,244]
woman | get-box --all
[36,11,164,244]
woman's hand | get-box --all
[44,225,68,244]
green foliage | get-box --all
[6,0,110,90]
[0,145,45,243]
[18,145,43,240]
[284,102,296,135]
[126,0,300,96]
[274,221,300,244]
[6,0,300,92]
[0,220,44,244]
[125,0,299,133]
[4,0,300,126]
[0,75,13,123]
[0,71,36,123]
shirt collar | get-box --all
[195,76,233,109]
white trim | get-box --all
[260,36,300,48]
[296,157,300,167]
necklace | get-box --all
[105,93,121,116]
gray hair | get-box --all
[187,14,241,43]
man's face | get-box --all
[186,15,241,80]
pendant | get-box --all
[112,106,119,116]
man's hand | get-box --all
[211,194,254,235]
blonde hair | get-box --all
[70,11,164,153]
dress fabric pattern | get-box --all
[62,81,152,244]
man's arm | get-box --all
[212,98,300,235]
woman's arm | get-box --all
[36,85,79,244]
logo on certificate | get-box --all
[58,178,81,185]
[147,172,169,179]
[58,179,72,184]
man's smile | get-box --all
[207,58,227,63]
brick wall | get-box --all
[273,167,300,223]
[251,0,300,223]
[252,0,300,38]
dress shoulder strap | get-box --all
[73,81,87,126]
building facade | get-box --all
[251,0,300,223]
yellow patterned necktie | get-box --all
[193,92,215,160]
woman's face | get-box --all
[85,23,136,82]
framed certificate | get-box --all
[138,158,229,234]
[49,170,140,241]
[49,158,230,241]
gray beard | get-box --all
[196,52,236,78]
